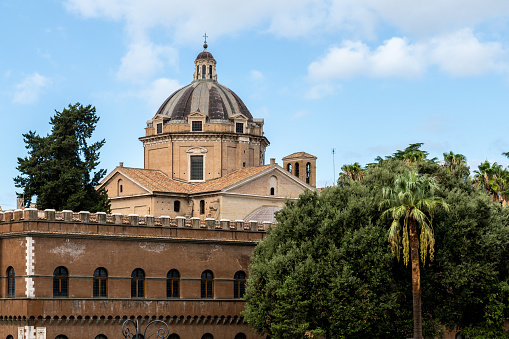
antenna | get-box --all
[332,148,336,186]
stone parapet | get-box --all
[0,209,272,241]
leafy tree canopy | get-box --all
[244,147,509,339]
[14,103,110,212]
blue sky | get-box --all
[1,0,509,210]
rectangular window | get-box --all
[236,122,244,133]
[192,121,203,131]
[157,123,162,134]
[190,155,204,181]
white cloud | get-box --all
[429,28,508,76]
[308,31,509,82]
[13,73,51,104]
[370,38,425,78]
[140,78,181,112]
[64,0,509,42]
[117,41,178,82]
[308,38,425,81]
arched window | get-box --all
[55,335,68,339]
[209,65,212,79]
[201,334,213,339]
[269,175,277,196]
[168,334,180,339]
[131,268,145,298]
[234,271,246,299]
[93,267,108,297]
[202,65,206,79]
[95,335,108,339]
[201,270,213,298]
[295,162,300,177]
[174,200,180,212]
[7,266,15,297]
[200,200,205,214]
[167,269,180,298]
[286,163,292,174]
[306,162,311,184]
[235,334,247,339]
[6,335,13,339]
[196,65,199,77]
[118,179,123,195]
[53,266,68,297]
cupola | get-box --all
[193,35,217,81]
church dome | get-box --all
[154,42,253,121]
[155,82,253,121]
[196,50,214,60]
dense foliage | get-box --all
[14,103,110,212]
[244,148,509,338]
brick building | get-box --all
[0,209,269,338]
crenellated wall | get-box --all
[0,208,272,237]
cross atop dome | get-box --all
[203,32,208,49]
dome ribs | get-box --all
[155,87,182,116]
[229,91,253,121]
[208,86,228,120]
[173,85,195,119]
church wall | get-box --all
[109,195,151,216]
[152,196,191,218]
[103,173,148,198]
[145,144,172,176]
[229,172,307,198]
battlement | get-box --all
[0,208,271,243]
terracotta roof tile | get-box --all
[117,165,275,195]
[190,165,273,193]
[118,167,192,193]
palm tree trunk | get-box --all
[409,218,423,339]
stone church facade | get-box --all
[97,42,317,222]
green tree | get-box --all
[380,170,449,339]
[14,103,110,212]
[245,151,509,338]
[474,161,509,201]
[443,151,467,172]
[339,162,364,182]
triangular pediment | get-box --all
[97,168,153,197]
[230,113,248,121]
[188,111,206,118]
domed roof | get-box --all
[155,81,253,121]
[196,50,214,60]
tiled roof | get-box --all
[244,205,282,223]
[282,152,317,160]
[117,165,275,195]
[117,167,192,194]
[190,165,273,193]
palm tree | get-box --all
[380,170,449,339]
[339,162,364,182]
[473,161,509,202]
[442,151,466,171]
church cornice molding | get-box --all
[140,132,269,146]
